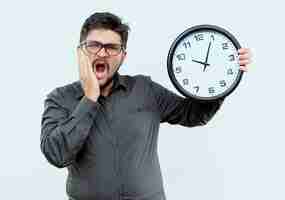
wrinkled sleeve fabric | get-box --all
[147,77,225,127]
[40,88,100,168]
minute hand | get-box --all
[203,42,212,72]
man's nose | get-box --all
[97,47,108,57]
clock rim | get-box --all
[167,24,243,100]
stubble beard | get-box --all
[93,54,124,92]
[99,61,122,91]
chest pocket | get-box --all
[126,104,152,114]
[111,103,159,142]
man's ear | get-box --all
[122,51,127,60]
[118,51,127,66]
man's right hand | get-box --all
[77,48,100,102]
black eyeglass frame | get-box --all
[77,40,125,56]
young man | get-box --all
[41,12,252,200]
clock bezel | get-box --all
[167,24,243,100]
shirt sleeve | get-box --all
[147,77,225,127]
[40,88,101,168]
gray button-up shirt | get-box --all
[41,73,224,200]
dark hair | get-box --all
[80,12,130,49]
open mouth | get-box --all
[92,61,109,80]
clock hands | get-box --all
[203,41,212,72]
[192,59,210,66]
[191,41,212,72]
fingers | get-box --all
[239,59,251,66]
[238,48,252,72]
[238,54,251,60]
[77,48,93,81]
[77,48,84,80]
[77,48,88,81]
[238,48,251,54]
[240,65,248,72]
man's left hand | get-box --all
[238,48,252,72]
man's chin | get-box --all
[98,79,107,87]
[98,76,113,89]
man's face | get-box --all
[84,29,127,88]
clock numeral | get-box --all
[176,53,186,61]
[210,34,215,41]
[183,41,191,49]
[227,68,234,75]
[208,87,215,94]
[194,34,204,41]
[183,78,189,85]
[193,86,199,93]
[175,66,182,73]
[222,43,229,50]
[219,80,226,87]
[229,54,235,61]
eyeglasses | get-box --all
[78,40,124,56]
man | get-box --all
[40,12,252,200]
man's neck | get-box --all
[101,80,114,97]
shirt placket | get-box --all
[99,95,123,200]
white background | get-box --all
[0,0,284,199]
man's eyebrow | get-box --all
[85,40,101,44]
[85,40,121,45]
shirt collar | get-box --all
[74,72,128,99]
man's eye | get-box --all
[87,43,101,48]
[107,45,120,50]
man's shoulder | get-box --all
[45,80,81,102]
[132,74,151,80]
[119,74,153,91]
[119,74,156,95]
[122,74,152,84]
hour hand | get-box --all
[192,59,210,66]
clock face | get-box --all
[167,25,243,100]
